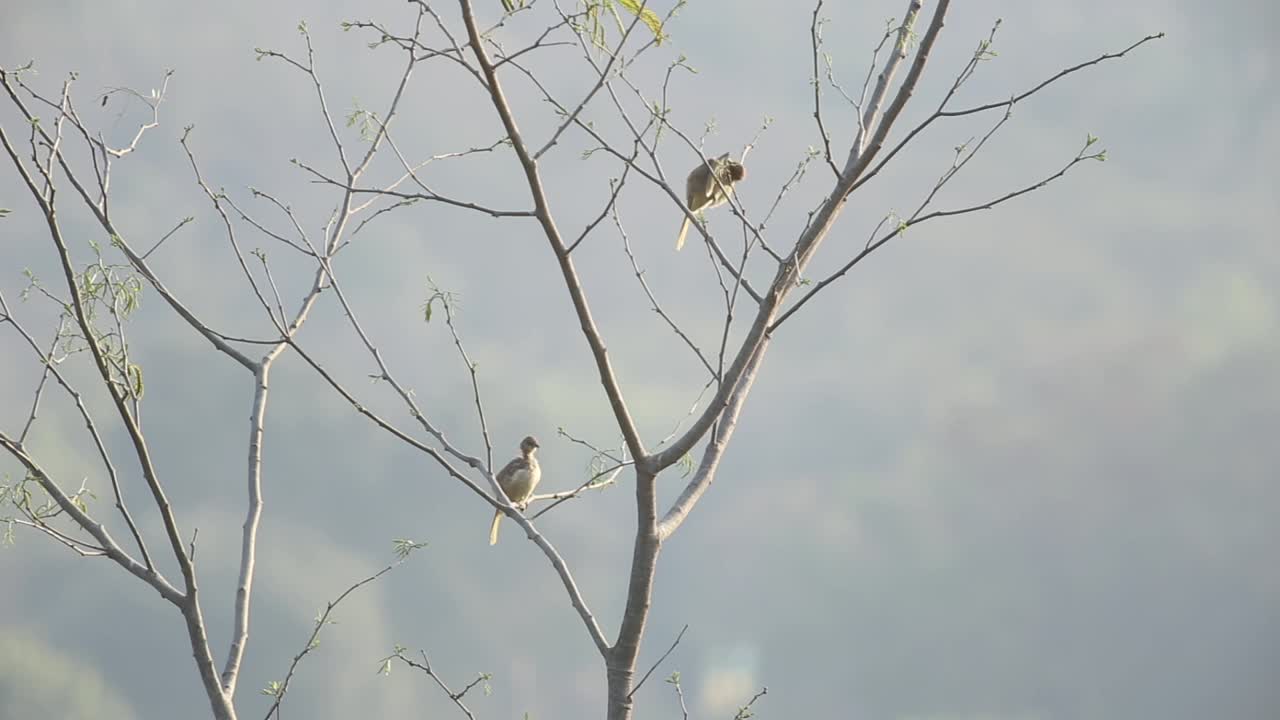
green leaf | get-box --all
[393,538,428,560]
[501,0,515,11]
[678,451,694,478]
[260,680,284,697]
[128,363,145,398]
[617,0,665,43]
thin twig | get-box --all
[848,31,1165,196]
[628,624,688,699]
[614,195,719,379]
[381,648,487,720]
[668,672,690,720]
[810,1,840,177]
[529,461,627,520]
[140,215,194,260]
[773,136,1106,330]
[733,687,768,720]
[262,562,402,719]
[440,291,494,472]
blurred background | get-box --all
[1,1,1276,718]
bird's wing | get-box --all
[706,153,736,205]
[496,456,528,485]
[704,154,732,197]
[685,164,709,207]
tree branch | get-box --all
[457,0,646,463]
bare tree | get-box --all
[0,1,1161,719]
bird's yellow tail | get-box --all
[676,217,692,251]
[488,509,503,545]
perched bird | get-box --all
[676,153,747,251]
[488,435,542,545]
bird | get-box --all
[488,435,542,545]
[676,153,747,251]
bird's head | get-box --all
[726,161,746,182]
[520,435,540,455]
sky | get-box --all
[1,1,1277,719]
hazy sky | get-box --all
[2,1,1277,719]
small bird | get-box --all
[488,435,542,545]
[676,153,747,251]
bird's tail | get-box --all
[676,216,692,251]
[488,509,503,546]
